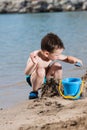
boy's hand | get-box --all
[74,61,83,67]
[30,51,38,64]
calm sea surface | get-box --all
[0,11,87,108]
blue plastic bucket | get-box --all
[62,78,82,99]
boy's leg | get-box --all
[29,66,45,99]
[31,67,45,91]
[46,62,62,81]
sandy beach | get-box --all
[0,72,87,130]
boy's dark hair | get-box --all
[41,33,65,53]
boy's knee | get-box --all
[36,67,45,77]
[53,62,62,69]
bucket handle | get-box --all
[58,80,84,99]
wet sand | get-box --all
[0,72,87,130]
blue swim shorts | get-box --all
[26,75,47,87]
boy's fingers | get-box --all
[74,62,82,67]
[30,55,37,64]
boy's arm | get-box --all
[58,55,83,65]
[24,57,37,75]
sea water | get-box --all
[0,11,87,108]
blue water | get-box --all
[0,11,87,108]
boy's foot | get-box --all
[29,91,38,99]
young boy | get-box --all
[25,33,82,99]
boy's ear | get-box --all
[43,51,49,57]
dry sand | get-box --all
[0,72,87,130]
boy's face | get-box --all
[48,48,64,60]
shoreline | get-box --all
[0,68,86,109]
[0,0,87,13]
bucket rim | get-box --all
[62,77,82,84]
